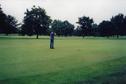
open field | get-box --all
[0,36,126,84]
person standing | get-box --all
[50,32,54,49]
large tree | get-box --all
[0,5,18,35]
[51,20,74,36]
[92,23,99,36]
[62,20,74,36]
[98,20,114,37]
[51,20,63,36]
[111,14,124,38]
[123,16,126,36]
[0,5,6,33]
[77,16,94,37]
[5,15,18,34]
[21,6,51,39]
[73,26,82,36]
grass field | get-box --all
[0,36,126,84]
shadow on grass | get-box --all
[81,37,126,40]
[2,69,126,84]
[0,36,50,40]
[74,68,126,84]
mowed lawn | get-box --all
[0,36,126,84]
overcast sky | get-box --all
[0,0,126,24]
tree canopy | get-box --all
[98,21,114,37]
[21,6,51,39]
[77,16,94,37]
[51,20,74,36]
[0,5,18,35]
[111,14,125,38]
[0,5,6,33]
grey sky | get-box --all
[0,0,126,24]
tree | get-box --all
[51,20,74,36]
[0,5,18,35]
[98,20,114,37]
[92,23,99,36]
[21,6,51,39]
[73,26,82,36]
[111,14,124,38]
[5,15,18,34]
[51,20,63,36]
[77,16,94,37]
[0,5,6,33]
[62,20,74,36]
[123,16,126,35]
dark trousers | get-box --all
[50,39,54,49]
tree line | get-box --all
[0,5,126,39]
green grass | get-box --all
[0,36,126,84]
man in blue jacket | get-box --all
[50,32,54,49]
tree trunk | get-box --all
[36,34,39,39]
[5,33,9,36]
[117,35,119,39]
[82,35,85,38]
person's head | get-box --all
[51,32,53,34]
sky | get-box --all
[0,0,126,25]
